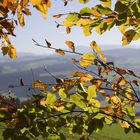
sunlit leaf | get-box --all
[32,80,48,91]
[90,41,101,53]
[65,40,75,52]
[87,85,97,100]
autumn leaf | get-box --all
[111,95,121,105]
[90,41,101,53]
[30,0,41,6]
[120,121,130,128]
[89,99,100,108]
[1,46,9,56]
[99,53,106,61]
[32,80,48,91]
[65,40,75,52]
[117,68,127,75]
[8,45,17,59]
[66,27,71,34]
[80,74,93,82]
[55,49,65,55]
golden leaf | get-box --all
[83,25,92,36]
[89,99,100,108]
[111,95,121,105]
[118,78,127,86]
[92,8,102,17]
[32,80,48,91]
[30,0,41,6]
[98,88,105,94]
[8,45,17,59]
[76,18,92,26]
[80,52,95,67]
[120,121,130,128]
[99,53,106,61]
[80,74,93,82]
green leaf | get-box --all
[46,92,56,104]
[104,116,113,125]
[63,13,80,27]
[59,88,67,99]
[59,133,66,140]
[3,129,16,140]
[87,85,97,100]
[20,127,28,134]
[115,1,128,13]
[70,93,87,109]
[116,13,127,25]
[94,113,105,119]
[122,29,136,46]
[100,0,112,8]
[95,5,112,15]
[95,22,108,35]
[80,7,92,16]
[87,119,103,134]
[125,106,135,117]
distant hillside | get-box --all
[0,48,140,98]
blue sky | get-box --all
[10,0,140,55]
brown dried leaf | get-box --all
[55,49,65,55]
[65,40,75,52]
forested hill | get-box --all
[0,48,140,98]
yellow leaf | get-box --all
[101,0,112,8]
[118,79,127,86]
[99,53,106,61]
[111,96,121,105]
[55,106,65,111]
[63,20,74,27]
[17,13,25,27]
[120,121,130,128]
[118,24,128,34]
[80,74,93,82]
[70,71,93,82]
[90,41,101,53]
[76,18,92,26]
[83,25,92,36]
[30,0,41,6]
[82,52,95,61]
[89,99,100,108]
[79,60,91,67]
[80,52,95,67]
[8,46,17,59]
[95,25,102,35]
